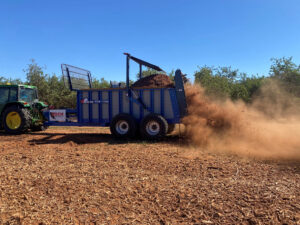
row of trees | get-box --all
[194,57,300,102]
[1,57,299,108]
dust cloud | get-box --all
[182,83,300,161]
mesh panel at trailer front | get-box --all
[61,64,92,90]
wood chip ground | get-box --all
[0,127,299,224]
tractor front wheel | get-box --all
[3,106,31,134]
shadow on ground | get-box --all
[25,132,186,146]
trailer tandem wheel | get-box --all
[110,113,137,138]
[140,114,168,140]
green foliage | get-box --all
[24,61,76,108]
[239,75,266,101]
[24,60,50,102]
[194,66,265,102]
[136,68,175,81]
[136,68,165,79]
[195,57,300,102]
[168,70,175,81]
[269,57,300,97]
[2,57,300,108]
[45,75,77,109]
[195,66,231,98]
[92,77,110,89]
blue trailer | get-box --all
[43,53,187,139]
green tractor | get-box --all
[0,84,48,134]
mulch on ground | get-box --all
[0,127,299,224]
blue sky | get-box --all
[0,0,300,82]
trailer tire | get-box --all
[140,114,168,140]
[110,113,137,138]
[3,106,31,134]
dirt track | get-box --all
[0,127,299,224]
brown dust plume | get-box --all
[182,84,300,161]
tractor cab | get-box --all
[0,84,38,105]
[0,84,47,134]
[19,86,39,103]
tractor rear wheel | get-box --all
[110,113,137,138]
[3,106,31,134]
[140,114,168,140]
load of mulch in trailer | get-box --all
[131,74,175,88]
